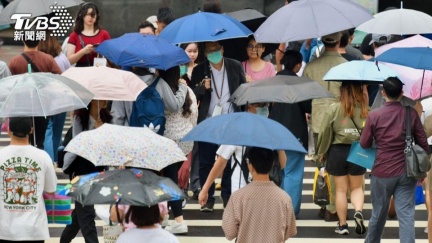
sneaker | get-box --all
[425,227,428,234]
[354,211,366,235]
[161,214,169,227]
[191,188,201,200]
[335,222,349,235]
[165,221,188,235]
[200,201,214,212]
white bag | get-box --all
[103,224,122,243]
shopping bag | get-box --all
[43,186,72,224]
[347,141,376,170]
[415,185,425,205]
[103,224,122,243]
[312,167,331,206]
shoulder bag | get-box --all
[346,118,376,170]
[405,106,430,180]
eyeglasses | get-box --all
[246,44,264,50]
[205,46,222,54]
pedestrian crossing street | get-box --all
[0,117,430,242]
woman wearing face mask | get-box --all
[241,36,276,82]
[179,42,199,86]
[198,103,287,208]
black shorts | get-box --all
[325,144,366,176]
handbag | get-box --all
[103,203,123,243]
[43,186,72,224]
[269,151,282,187]
[415,185,425,205]
[346,118,376,170]
[405,106,431,180]
[312,167,331,206]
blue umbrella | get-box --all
[159,12,253,44]
[95,33,190,70]
[323,60,399,84]
[182,112,307,153]
[375,47,432,70]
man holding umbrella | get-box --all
[191,41,246,211]
[302,31,347,221]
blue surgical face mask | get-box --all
[256,107,269,117]
[180,65,187,77]
[207,50,223,64]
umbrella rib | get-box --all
[31,74,48,117]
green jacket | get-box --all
[302,51,347,133]
[316,103,367,157]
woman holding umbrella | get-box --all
[315,82,368,236]
[241,36,276,82]
[66,2,111,66]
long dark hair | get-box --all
[158,66,193,117]
[74,2,101,33]
[74,102,112,131]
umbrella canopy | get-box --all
[375,47,432,70]
[61,66,147,101]
[70,169,186,206]
[159,12,253,44]
[0,72,93,117]
[356,8,432,35]
[95,33,190,70]
[221,9,278,62]
[323,60,400,84]
[65,124,187,171]
[351,30,368,46]
[254,0,372,43]
[230,75,333,106]
[0,0,82,25]
[182,112,307,153]
[376,46,432,100]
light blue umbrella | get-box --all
[95,34,190,70]
[375,47,432,70]
[182,112,306,153]
[323,60,399,84]
[159,12,253,44]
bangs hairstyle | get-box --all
[74,2,101,33]
[340,82,368,119]
[38,32,62,57]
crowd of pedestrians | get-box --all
[0,0,432,243]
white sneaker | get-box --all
[425,227,428,233]
[165,221,188,235]
[161,214,169,227]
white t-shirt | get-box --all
[217,145,248,193]
[116,226,179,243]
[0,145,57,241]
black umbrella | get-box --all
[219,9,279,62]
[70,169,186,206]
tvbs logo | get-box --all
[11,5,74,41]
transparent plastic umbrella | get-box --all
[0,72,94,117]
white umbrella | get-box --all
[65,124,187,171]
[254,0,373,43]
[0,72,93,117]
[356,5,432,35]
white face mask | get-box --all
[255,107,269,117]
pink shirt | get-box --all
[241,61,276,81]
[118,201,168,230]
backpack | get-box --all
[129,77,166,135]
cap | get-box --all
[146,15,158,29]
[369,34,392,45]
[9,117,32,138]
[321,32,342,44]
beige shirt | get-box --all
[222,181,297,243]
[302,51,347,133]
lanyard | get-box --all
[210,64,226,100]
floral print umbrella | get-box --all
[65,124,187,171]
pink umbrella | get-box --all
[61,66,147,101]
[375,35,432,100]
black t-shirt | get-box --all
[360,34,374,56]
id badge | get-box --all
[93,57,107,67]
[212,104,222,117]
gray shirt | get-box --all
[346,45,365,60]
